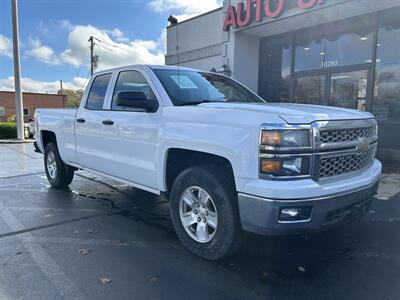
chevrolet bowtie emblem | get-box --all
[356,139,370,153]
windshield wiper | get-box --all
[177,100,225,106]
[228,99,266,103]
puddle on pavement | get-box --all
[117,209,173,233]
[71,190,118,209]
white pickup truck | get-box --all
[35,65,381,260]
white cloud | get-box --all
[20,23,165,72]
[36,20,74,37]
[25,38,60,64]
[2,20,168,93]
[159,28,167,52]
[148,0,222,21]
[148,0,221,14]
[0,76,88,93]
[28,37,41,49]
[59,20,73,30]
[59,24,165,71]
[28,45,56,61]
[0,35,13,58]
[109,28,129,43]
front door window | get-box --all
[329,70,368,111]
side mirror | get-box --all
[116,91,159,112]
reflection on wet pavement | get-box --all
[0,143,44,178]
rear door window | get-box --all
[86,73,112,110]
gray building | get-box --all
[166,0,400,164]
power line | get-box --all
[79,71,91,91]
[95,43,132,59]
[93,37,122,50]
[93,38,132,55]
[0,48,89,69]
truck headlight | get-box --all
[261,157,310,176]
[260,126,312,178]
[261,129,310,149]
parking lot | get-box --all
[0,143,399,300]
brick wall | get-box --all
[0,91,68,122]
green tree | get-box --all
[59,89,84,107]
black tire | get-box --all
[44,142,74,189]
[170,165,245,260]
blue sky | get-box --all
[0,0,222,93]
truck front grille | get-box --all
[319,145,376,178]
[320,126,377,144]
[259,119,378,181]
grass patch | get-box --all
[0,122,17,139]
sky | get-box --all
[0,0,222,93]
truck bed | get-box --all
[35,108,78,165]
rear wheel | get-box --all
[170,165,245,260]
[44,142,74,189]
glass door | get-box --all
[329,69,369,111]
[293,67,371,110]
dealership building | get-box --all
[166,0,400,163]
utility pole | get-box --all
[11,0,24,140]
[59,80,63,94]
[88,36,94,76]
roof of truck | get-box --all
[93,64,198,76]
[147,65,197,71]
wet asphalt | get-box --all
[0,143,399,300]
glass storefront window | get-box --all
[330,70,368,111]
[258,10,400,158]
[294,75,325,105]
[295,19,374,72]
[373,12,400,123]
[259,37,292,102]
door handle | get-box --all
[76,118,86,123]
[102,120,114,126]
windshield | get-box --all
[153,69,265,106]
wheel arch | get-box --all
[41,130,57,150]
[163,148,236,194]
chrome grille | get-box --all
[319,145,376,178]
[259,119,378,181]
[320,126,377,144]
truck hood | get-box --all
[198,102,374,124]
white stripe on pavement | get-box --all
[1,208,87,299]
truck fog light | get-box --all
[281,208,299,217]
[280,207,312,222]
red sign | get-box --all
[223,0,326,32]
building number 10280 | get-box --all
[321,60,339,68]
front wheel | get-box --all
[44,142,74,189]
[169,165,245,260]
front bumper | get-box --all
[238,179,379,236]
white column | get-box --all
[11,0,24,140]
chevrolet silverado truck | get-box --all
[35,65,381,260]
